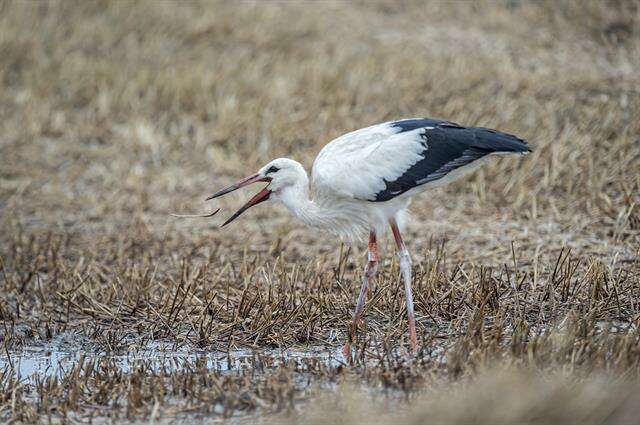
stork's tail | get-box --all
[469,126,531,155]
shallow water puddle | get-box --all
[1,335,347,381]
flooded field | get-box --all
[2,336,346,382]
[1,0,639,423]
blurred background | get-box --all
[1,0,637,260]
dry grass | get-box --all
[290,368,640,425]
[1,0,639,423]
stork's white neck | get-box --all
[273,174,369,240]
[276,183,326,227]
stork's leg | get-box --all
[343,230,378,357]
[390,218,418,354]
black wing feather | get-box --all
[373,118,529,202]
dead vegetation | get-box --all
[0,0,639,423]
[289,367,640,425]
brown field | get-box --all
[1,0,639,423]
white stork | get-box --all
[204,118,530,354]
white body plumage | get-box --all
[264,118,529,241]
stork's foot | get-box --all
[408,318,418,355]
[343,319,363,359]
[342,341,351,358]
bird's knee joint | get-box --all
[397,250,412,266]
[364,260,378,277]
[367,250,378,263]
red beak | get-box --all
[206,173,272,226]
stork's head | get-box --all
[206,158,307,226]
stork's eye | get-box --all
[265,165,279,174]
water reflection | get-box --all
[1,335,347,381]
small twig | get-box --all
[170,209,220,218]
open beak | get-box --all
[206,173,272,227]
